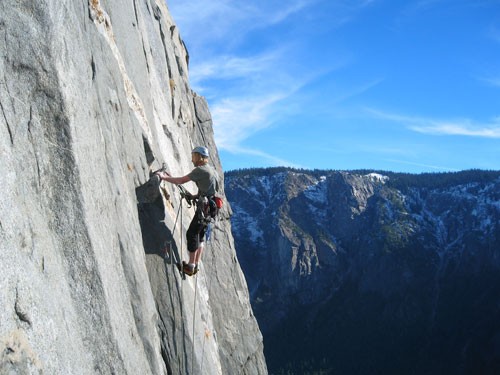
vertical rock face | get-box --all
[0,1,266,374]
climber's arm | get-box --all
[157,171,191,185]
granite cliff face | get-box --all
[226,168,500,374]
[0,1,266,374]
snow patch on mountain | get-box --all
[251,173,288,204]
[366,173,389,183]
[231,205,265,245]
[303,176,329,219]
[258,175,273,195]
[304,176,328,204]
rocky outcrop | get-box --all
[0,1,266,374]
[226,168,500,374]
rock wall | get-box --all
[0,1,266,374]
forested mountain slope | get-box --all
[227,168,500,374]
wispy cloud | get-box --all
[382,158,459,172]
[412,0,445,10]
[367,109,500,138]
[211,90,305,167]
[332,78,384,103]
[474,26,500,88]
[478,76,500,87]
[265,0,314,25]
[188,49,286,91]
[211,74,313,149]
[223,145,303,168]
[168,0,316,48]
[489,25,500,44]
[410,122,500,138]
[169,0,380,165]
[207,54,354,153]
[398,0,445,19]
[211,94,283,148]
[167,1,241,40]
[401,0,489,16]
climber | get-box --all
[156,146,219,276]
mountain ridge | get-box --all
[226,167,500,374]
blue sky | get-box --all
[167,0,500,173]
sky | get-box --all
[166,0,500,173]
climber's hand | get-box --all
[156,171,170,180]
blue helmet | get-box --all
[192,146,209,157]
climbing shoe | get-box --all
[182,262,195,276]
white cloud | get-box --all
[191,50,341,153]
[223,145,303,168]
[410,122,500,138]
[211,91,303,167]
[168,0,316,48]
[412,0,444,10]
[479,76,500,88]
[265,0,313,25]
[383,158,459,172]
[211,81,307,149]
[367,109,500,138]
[166,1,239,37]
[211,95,280,148]
[168,0,381,166]
[188,50,284,90]
[331,78,384,103]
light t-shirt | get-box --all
[188,164,219,196]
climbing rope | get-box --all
[191,218,218,374]
[191,264,198,373]
[190,202,203,374]
[199,220,216,372]
[195,217,221,373]
[158,175,190,371]
[179,194,184,279]
[158,161,221,373]
[164,186,185,280]
[171,184,200,374]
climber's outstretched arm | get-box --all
[157,171,191,185]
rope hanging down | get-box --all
[191,216,220,373]
[157,161,220,373]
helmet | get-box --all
[192,146,209,157]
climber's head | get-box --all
[191,146,209,166]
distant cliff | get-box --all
[226,168,500,374]
[0,1,266,374]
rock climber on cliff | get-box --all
[156,146,219,276]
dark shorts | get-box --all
[186,215,207,252]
